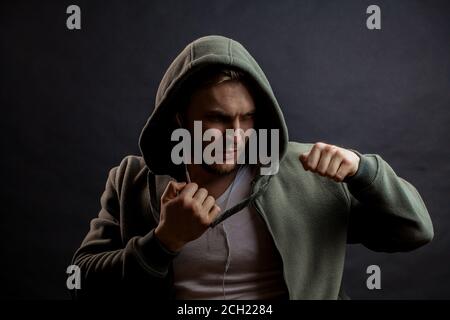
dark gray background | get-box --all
[1,0,449,299]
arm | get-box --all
[71,166,178,299]
[299,142,434,253]
[343,151,434,252]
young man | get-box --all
[72,35,433,300]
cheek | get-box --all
[201,123,226,146]
[241,119,255,131]
[203,121,227,133]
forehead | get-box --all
[188,80,255,113]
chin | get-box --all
[202,162,238,175]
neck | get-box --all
[186,164,240,200]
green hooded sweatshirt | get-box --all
[72,35,434,300]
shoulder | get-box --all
[108,155,148,192]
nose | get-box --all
[231,117,241,131]
[224,118,244,147]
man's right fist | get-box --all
[154,181,221,252]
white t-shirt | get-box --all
[172,165,288,299]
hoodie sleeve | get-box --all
[343,150,434,252]
[71,163,178,299]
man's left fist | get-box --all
[299,142,360,182]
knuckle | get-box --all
[335,149,344,158]
[191,201,202,212]
[180,193,190,202]
[190,182,198,189]
[181,197,193,209]
[316,142,326,149]
[323,144,332,152]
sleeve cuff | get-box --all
[343,149,379,191]
[134,229,179,277]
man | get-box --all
[72,35,433,300]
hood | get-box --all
[139,35,289,180]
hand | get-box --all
[154,181,221,252]
[299,142,360,182]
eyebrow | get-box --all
[205,108,230,116]
[205,108,256,117]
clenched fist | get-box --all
[154,181,221,252]
[299,142,360,182]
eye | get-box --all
[208,114,224,121]
[242,112,255,120]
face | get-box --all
[181,79,256,175]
